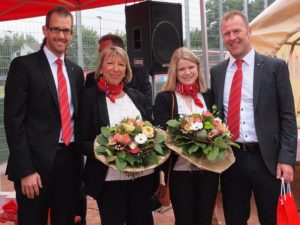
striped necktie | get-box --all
[56,58,72,145]
[227,59,243,142]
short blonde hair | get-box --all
[222,10,249,28]
[95,46,132,83]
[163,47,207,92]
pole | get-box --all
[219,0,224,61]
[184,0,191,48]
[199,0,210,87]
[97,16,102,37]
[75,11,84,67]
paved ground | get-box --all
[0,163,299,224]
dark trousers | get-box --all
[96,173,155,225]
[15,144,79,225]
[221,148,281,225]
[170,170,219,225]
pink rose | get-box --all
[203,111,212,117]
[121,134,132,146]
[193,117,202,122]
[113,133,123,142]
[130,147,140,154]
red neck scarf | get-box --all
[97,76,124,103]
[176,81,203,108]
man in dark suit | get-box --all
[85,33,152,104]
[4,6,84,225]
[210,10,297,225]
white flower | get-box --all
[190,122,203,131]
[134,133,148,144]
[129,141,138,149]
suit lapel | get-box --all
[97,91,110,126]
[65,59,78,114]
[253,53,264,110]
[217,59,229,118]
[38,50,59,110]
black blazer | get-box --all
[78,86,153,198]
[153,90,214,175]
[210,52,297,175]
[4,50,84,181]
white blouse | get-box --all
[105,93,154,181]
[173,92,208,171]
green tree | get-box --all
[190,28,202,49]
[0,33,38,76]
[68,26,99,71]
[206,0,275,49]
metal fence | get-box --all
[0,0,220,162]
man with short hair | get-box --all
[85,33,152,104]
[210,10,297,225]
[4,6,84,225]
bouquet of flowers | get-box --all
[166,105,236,173]
[94,117,170,173]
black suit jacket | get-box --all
[4,50,84,181]
[153,90,214,175]
[210,52,297,175]
[78,86,153,198]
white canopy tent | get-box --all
[249,0,300,117]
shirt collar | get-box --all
[228,48,255,69]
[43,46,65,65]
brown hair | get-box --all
[222,10,249,28]
[98,33,125,49]
[45,6,74,28]
[95,46,132,83]
[163,47,206,92]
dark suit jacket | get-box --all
[4,50,84,182]
[78,86,153,198]
[153,90,214,176]
[210,52,297,176]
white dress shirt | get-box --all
[223,49,258,143]
[43,46,75,143]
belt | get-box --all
[236,142,259,153]
[57,142,75,150]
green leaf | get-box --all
[108,155,117,162]
[217,151,225,159]
[203,145,212,154]
[96,145,107,154]
[214,136,227,148]
[156,135,165,144]
[125,154,135,166]
[101,127,111,138]
[167,119,181,128]
[116,158,127,171]
[154,143,163,154]
[149,151,158,165]
[187,144,199,155]
[117,151,126,160]
[207,146,219,161]
[97,135,108,145]
[105,149,113,157]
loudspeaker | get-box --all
[125,1,183,75]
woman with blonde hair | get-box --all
[154,47,219,225]
[78,46,155,225]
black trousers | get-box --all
[221,147,281,225]
[15,144,80,225]
[170,170,219,225]
[96,173,155,225]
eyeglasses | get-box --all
[48,27,73,35]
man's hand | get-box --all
[276,163,294,183]
[21,172,43,199]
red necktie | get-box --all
[227,59,243,142]
[56,58,72,145]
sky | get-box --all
[0,0,202,43]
